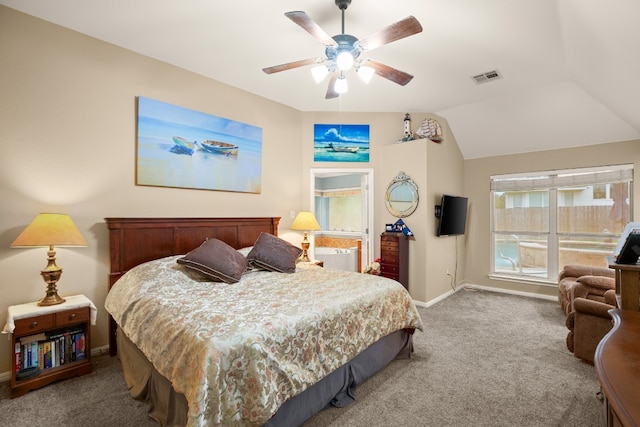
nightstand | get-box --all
[3,295,97,398]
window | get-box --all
[593,184,607,200]
[491,165,633,282]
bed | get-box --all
[104,217,423,427]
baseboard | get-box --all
[91,344,110,357]
[413,288,456,308]
[459,283,557,301]
[412,282,556,310]
[0,344,111,385]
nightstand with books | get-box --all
[3,294,97,397]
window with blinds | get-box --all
[490,164,633,282]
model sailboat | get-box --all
[415,118,443,143]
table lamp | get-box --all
[290,211,320,262]
[11,213,88,306]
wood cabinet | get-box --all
[595,309,640,427]
[608,261,640,311]
[380,232,409,289]
[6,297,93,397]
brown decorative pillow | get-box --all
[577,275,614,290]
[177,238,248,283]
[247,232,302,273]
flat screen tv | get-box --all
[436,194,468,237]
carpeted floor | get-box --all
[0,289,603,426]
[305,289,603,426]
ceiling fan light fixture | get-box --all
[336,51,354,71]
[334,74,348,94]
[311,65,330,83]
[263,3,423,99]
[357,65,375,84]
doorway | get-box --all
[310,168,374,271]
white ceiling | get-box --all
[2,0,639,159]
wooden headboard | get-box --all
[104,216,280,355]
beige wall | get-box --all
[0,7,306,374]
[377,116,466,303]
[302,113,465,303]
[463,140,640,297]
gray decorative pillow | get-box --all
[177,238,248,283]
[247,232,302,273]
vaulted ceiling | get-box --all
[2,0,638,159]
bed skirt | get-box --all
[117,327,414,427]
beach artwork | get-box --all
[313,124,370,162]
[136,96,262,193]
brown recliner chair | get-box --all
[566,288,616,363]
[558,264,615,315]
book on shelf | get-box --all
[14,343,20,373]
[38,342,44,369]
[19,332,46,344]
[75,332,86,360]
[43,341,51,369]
[15,326,87,372]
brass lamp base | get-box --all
[37,248,66,306]
[298,232,311,263]
[38,292,66,306]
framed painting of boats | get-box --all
[136,96,262,193]
[313,124,370,162]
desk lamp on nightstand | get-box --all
[11,213,87,306]
[290,211,321,262]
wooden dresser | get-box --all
[608,261,640,311]
[595,309,640,427]
[380,232,409,289]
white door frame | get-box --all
[310,168,375,269]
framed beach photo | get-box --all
[136,96,262,193]
[313,124,370,162]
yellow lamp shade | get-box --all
[12,213,87,248]
[290,212,320,231]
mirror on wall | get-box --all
[385,171,419,218]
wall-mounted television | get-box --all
[435,194,468,237]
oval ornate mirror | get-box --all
[385,171,419,218]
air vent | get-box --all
[472,69,502,84]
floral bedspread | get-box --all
[105,256,423,427]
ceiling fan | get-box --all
[262,0,423,99]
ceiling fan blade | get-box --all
[285,11,338,47]
[262,58,317,74]
[325,73,339,99]
[357,16,423,51]
[366,60,414,86]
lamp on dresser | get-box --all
[11,213,87,306]
[290,211,321,262]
